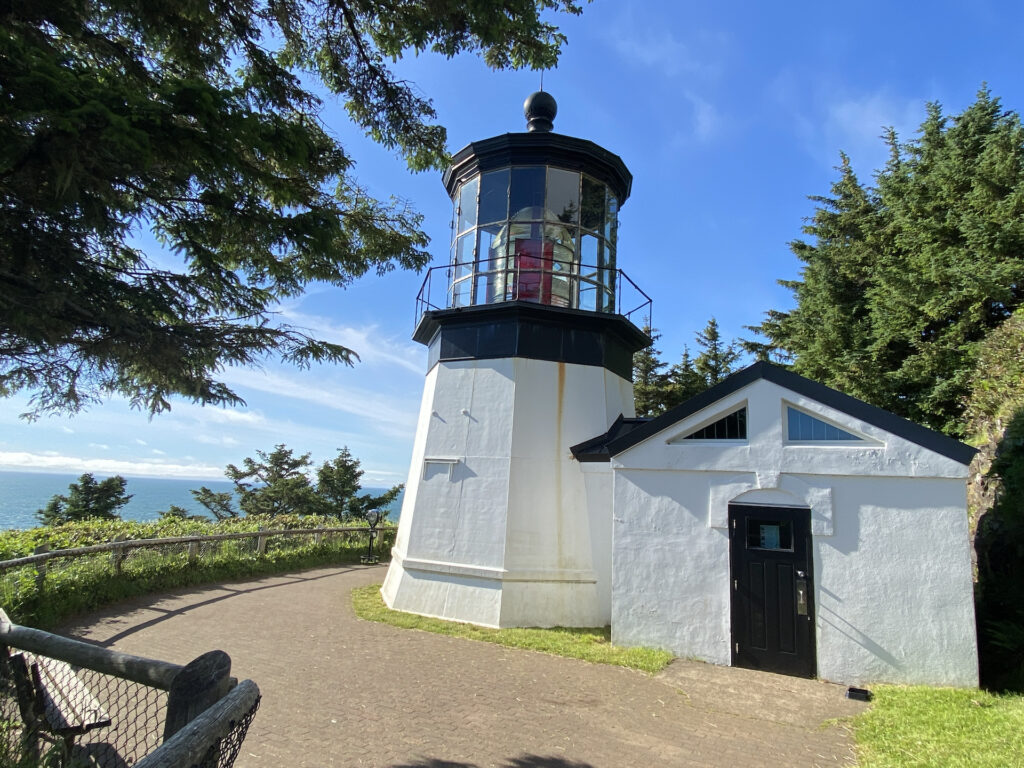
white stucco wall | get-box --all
[610,378,978,687]
[383,356,631,628]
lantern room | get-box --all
[440,91,633,315]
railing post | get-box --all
[256,528,267,556]
[112,535,127,575]
[314,527,323,547]
[33,543,49,593]
[187,540,199,563]
[163,650,233,752]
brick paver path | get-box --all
[61,565,867,767]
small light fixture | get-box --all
[846,686,873,702]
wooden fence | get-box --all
[0,609,260,767]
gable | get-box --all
[604,362,975,466]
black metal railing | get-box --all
[415,260,652,328]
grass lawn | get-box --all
[350,584,674,673]
[854,685,1024,767]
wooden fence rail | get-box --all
[0,525,389,572]
[0,609,260,768]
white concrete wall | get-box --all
[610,378,978,687]
[383,356,632,628]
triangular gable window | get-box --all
[786,407,862,441]
[681,407,747,440]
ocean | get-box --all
[0,471,401,530]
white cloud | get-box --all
[135,438,147,446]
[279,309,424,375]
[194,407,266,426]
[222,368,418,439]
[0,451,223,479]
[88,442,110,450]
[151,449,166,455]
[822,93,921,173]
[194,434,241,447]
[61,426,74,434]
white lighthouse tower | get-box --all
[381,93,650,628]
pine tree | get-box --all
[37,474,132,525]
[750,87,1024,436]
[316,447,402,520]
[226,445,319,517]
[694,318,740,387]
[664,346,706,410]
[632,325,671,417]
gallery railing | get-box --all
[415,260,652,328]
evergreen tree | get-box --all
[632,325,671,417]
[751,88,1024,436]
[664,346,706,410]
[226,445,319,517]
[316,447,402,520]
[1,1,583,416]
[37,473,132,525]
[190,489,238,521]
[694,318,740,387]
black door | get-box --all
[729,504,816,678]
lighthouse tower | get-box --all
[381,93,650,628]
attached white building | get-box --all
[382,92,979,687]
[575,361,978,687]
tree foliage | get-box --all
[752,88,1024,436]
[965,309,1024,689]
[193,443,402,520]
[632,318,743,417]
[37,473,132,525]
[1,0,582,416]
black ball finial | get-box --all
[524,91,557,132]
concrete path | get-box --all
[61,565,867,768]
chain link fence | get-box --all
[0,612,259,768]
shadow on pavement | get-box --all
[60,564,375,647]
[391,757,596,768]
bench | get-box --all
[7,651,112,749]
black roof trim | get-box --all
[604,361,977,465]
[442,132,632,204]
[570,414,650,462]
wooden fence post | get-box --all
[111,535,127,575]
[163,650,233,743]
[33,544,49,592]
[314,527,323,547]
[256,528,267,556]
[187,541,199,563]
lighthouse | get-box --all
[381,93,651,628]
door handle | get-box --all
[795,578,809,616]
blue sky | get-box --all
[1,0,1022,487]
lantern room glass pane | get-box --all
[546,168,580,224]
[478,169,509,225]
[509,166,545,219]
[455,233,475,265]
[457,178,478,234]
[605,192,618,246]
[581,176,606,232]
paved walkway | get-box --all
[61,565,866,768]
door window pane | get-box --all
[546,168,580,224]
[478,169,509,225]
[746,519,794,551]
